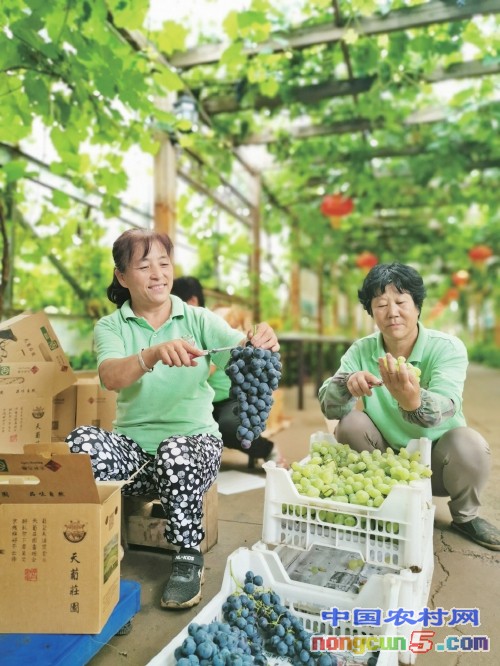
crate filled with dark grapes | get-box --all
[147,547,397,666]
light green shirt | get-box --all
[319,322,468,449]
[94,295,243,454]
[207,367,231,403]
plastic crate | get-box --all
[253,530,435,666]
[262,433,434,571]
[147,547,398,666]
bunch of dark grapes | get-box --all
[225,344,282,450]
[174,570,339,665]
[173,619,255,665]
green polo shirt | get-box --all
[94,295,243,454]
[207,367,231,403]
[319,322,468,449]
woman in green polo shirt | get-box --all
[319,262,500,551]
[66,228,279,610]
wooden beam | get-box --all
[240,100,500,146]
[202,75,376,115]
[426,59,500,83]
[302,156,500,188]
[169,0,500,69]
[204,59,500,117]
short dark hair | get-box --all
[171,276,205,307]
[358,262,426,316]
[106,229,174,307]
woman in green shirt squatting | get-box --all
[319,262,500,551]
[65,229,279,609]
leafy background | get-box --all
[0,0,499,359]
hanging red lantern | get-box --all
[468,245,493,263]
[355,251,378,272]
[320,194,354,229]
[428,301,445,320]
[451,270,469,288]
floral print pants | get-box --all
[66,426,222,548]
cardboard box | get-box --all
[0,311,76,395]
[0,394,53,454]
[123,483,218,554]
[0,443,121,634]
[52,384,78,441]
[76,377,117,432]
[0,362,56,453]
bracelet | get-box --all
[137,348,153,373]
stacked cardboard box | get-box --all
[0,314,125,635]
[0,442,122,634]
[0,311,76,452]
[52,375,118,441]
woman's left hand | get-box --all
[246,322,280,352]
[378,353,421,411]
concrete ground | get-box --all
[89,364,500,666]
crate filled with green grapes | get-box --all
[261,432,434,572]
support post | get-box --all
[154,96,177,240]
[249,173,261,322]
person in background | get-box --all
[171,277,287,468]
[319,262,500,551]
[65,230,280,610]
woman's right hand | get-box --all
[153,339,205,368]
[346,370,383,398]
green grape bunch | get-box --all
[290,441,431,509]
[383,355,421,382]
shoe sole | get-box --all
[160,567,205,609]
[451,523,500,551]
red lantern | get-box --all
[355,251,378,272]
[451,270,469,287]
[468,245,493,263]
[428,301,445,320]
[320,194,354,229]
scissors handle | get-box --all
[201,345,235,356]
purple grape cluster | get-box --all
[225,344,282,450]
[174,570,339,666]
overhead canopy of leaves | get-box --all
[0,0,499,328]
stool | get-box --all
[121,484,218,554]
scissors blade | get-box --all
[201,345,235,356]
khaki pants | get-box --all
[335,410,490,524]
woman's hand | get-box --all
[346,371,383,398]
[378,353,421,411]
[245,322,280,352]
[153,339,205,368]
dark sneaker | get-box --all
[160,550,205,609]
[451,517,500,551]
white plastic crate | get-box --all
[147,547,398,666]
[262,433,434,571]
[253,524,435,666]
